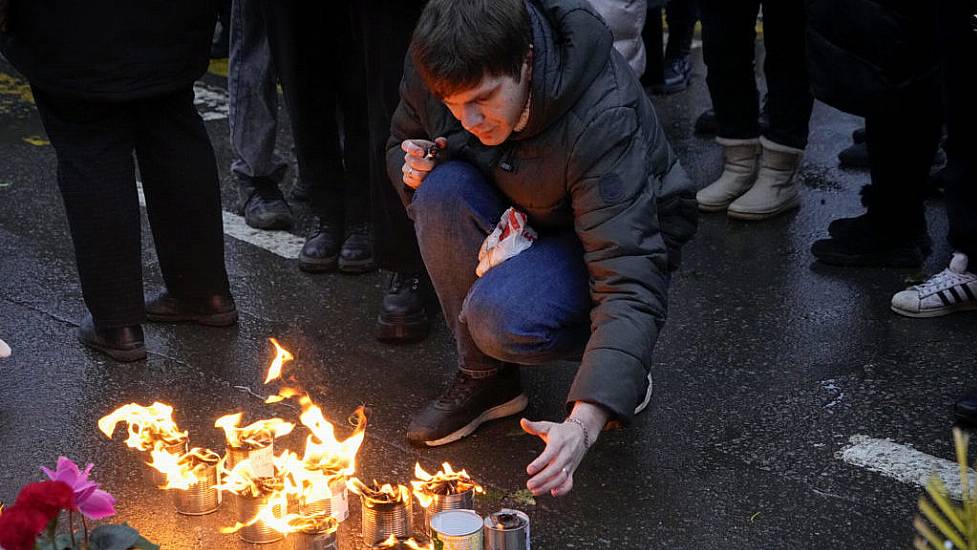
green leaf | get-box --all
[510,489,536,507]
[89,524,140,550]
[35,533,76,550]
[129,535,160,550]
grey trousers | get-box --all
[228,0,287,184]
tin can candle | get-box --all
[289,528,339,550]
[299,476,349,522]
[231,491,284,544]
[224,440,275,477]
[431,510,484,550]
[361,498,412,546]
[147,439,189,487]
[483,509,530,550]
[423,489,476,535]
[170,453,222,516]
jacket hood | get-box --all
[513,0,614,141]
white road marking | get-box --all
[136,182,304,260]
[838,435,977,499]
[193,82,229,121]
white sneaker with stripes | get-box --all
[891,252,977,318]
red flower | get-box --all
[0,506,50,550]
[0,481,74,550]
[14,481,74,521]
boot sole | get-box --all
[376,314,430,343]
[697,201,733,213]
[891,302,977,318]
[78,335,147,362]
[245,217,294,231]
[420,394,530,447]
[726,196,801,221]
[146,310,239,327]
[634,373,654,415]
[298,255,339,273]
[338,257,377,274]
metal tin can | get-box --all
[483,509,530,550]
[289,528,339,550]
[299,476,349,522]
[431,509,484,550]
[423,489,476,535]
[171,462,221,516]
[231,492,283,544]
[224,441,274,475]
[360,496,412,546]
[147,439,189,487]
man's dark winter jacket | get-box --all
[387,0,697,422]
[0,0,215,101]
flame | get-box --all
[147,447,220,490]
[402,539,433,550]
[263,338,293,384]
[376,536,432,549]
[214,412,295,449]
[411,462,484,509]
[97,402,187,451]
[347,478,411,506]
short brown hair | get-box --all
[410,0,532,98]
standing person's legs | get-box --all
[724,0,810,219]
[696,0,764,212]
[134,88,233,314]
[228,0,292,230]
[260,0,346,272]
[653,0,697,94]
[360,0,434,342]
[31,89,147,360]
[640,5,664,87]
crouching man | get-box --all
[388,0,697,496]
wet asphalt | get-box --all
[1,48,976,549]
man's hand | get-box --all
[521,402,610,497]
[401,136,447,190]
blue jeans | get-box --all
[228,0,288,184]
[412,161,592,375]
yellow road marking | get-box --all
[0,72,34,104]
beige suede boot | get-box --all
[696,137,761,212]
[727,136,803,220]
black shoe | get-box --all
[812,220,930,268]
[78,316,146,362]
[652,56,691,95]
[694,109,718,136]
[239,180,293,230]
[407,368,528,447]
[852,127,866,144]
[377,271,432,343]
[146,291,238,327]
[838,142,870,169]
[289,177,312,203]
[338,222,376,274]
[299,219,342,273]
[955,391,977,424]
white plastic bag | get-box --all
[476,207,538,277]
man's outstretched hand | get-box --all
[521,402,610,497]
[401,136,447,189]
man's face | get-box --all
[441,61,531,146]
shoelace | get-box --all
[913,268,977,297]
[388,272,420,294]
[436,371,481,407]
[346,222,369,238]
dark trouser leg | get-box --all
[940,0,977,259]
[31,90,144,328]
[260,0,345,224]
[664,0,698,61]
[641,6,664,85]
[134,88,231,301]
[760,0,813,149]
[698,0,762,140]
[340,4,370,226]
[863,80,942,237]
[411,162,509,375]
[360,0,426,272]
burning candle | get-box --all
[97,402,190,487]
[164,449,222,516]
[412,462,483,535]
[222,477,287,544]
[483,509,531,550]
[215,412,295,476]
[347,478,412,547]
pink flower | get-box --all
[41,457,116,520]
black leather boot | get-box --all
[339,222,376,274]
[238,179,293,230]
[377,271,433,343]
[146,291,238,326]
[299,218,342,273]
[78,315,146,362]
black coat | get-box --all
[0,0,215,101]
[388,0,697,422]
[805,0,939,116]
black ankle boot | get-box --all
[377,271,433,343]
[78,315,146,362]
[339,222,376,274]
[238,179,293,230]
[299,218,342,273]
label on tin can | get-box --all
[432,510,484,550]
[330,485,348,521]
[249,445,275,478]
